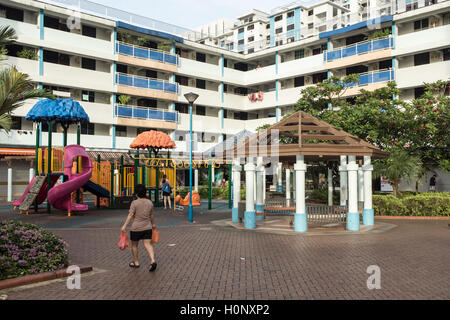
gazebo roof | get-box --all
[25,98,90,125]
[219,111,389,162]
[130,130,176,150]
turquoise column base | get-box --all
[294,213,307,232]
[346,212,360,231]
[277,185,283,192]
[244,211,256,229]
[363,208,374,226]
[255,204,264,216]
[232,207,239,223]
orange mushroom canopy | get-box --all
[129,130,176,150]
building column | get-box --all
[244,158,256,229]
[211,166,215,185]
[358,165,364,207]
[339,156,348,208]
[286,168,291,207]
[363,156,374,226]
[293,167,296,200]
[346,156,360,231]
[111,124,116,149]
[7,161,12,202]
[255,157,264,217]
[328,167,333,206]
[232,158,241,223]
[263,167,266,202]
[294,155,307,232]
[277,162,283,192]
[194,169,199,192]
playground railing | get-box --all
[37,147,65,175]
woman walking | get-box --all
[121,184,157,272]
[161,175,172,210]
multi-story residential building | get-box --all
[0,0,449,184]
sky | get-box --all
[90,0,292,30]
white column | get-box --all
[294,155,307,232]
[211,166,215,185]
[7,165,13,202]
[232,158,241,223]
[358,165,364,203]
[339,156,348,207]
[328,167,333,206]
[255,157,264,218]
[244,158,256,229]
[277,162,283,192]
[346,156,360,231]
[293,168,296,200]
[194,169,199,192]
[263,167,266,202]
[363,156,374,226]
[286,168,291,207]
[29,167,34,182]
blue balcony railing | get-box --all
[115,73,179,94]
[115,105,179,122]
[342,68,395,88]
[116,42,179,66]
[323,36,393,63]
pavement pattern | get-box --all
[0,201,449,300]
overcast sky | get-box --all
[90,0,290,29]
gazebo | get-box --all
[219,111,389,232]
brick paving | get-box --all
[0,203,449,300]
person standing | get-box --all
[161,175,172,210]
[429,174,437,192]
[121,184,157,272]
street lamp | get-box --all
[184,92,199,222]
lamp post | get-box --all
[184,92,199,223]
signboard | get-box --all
[380,176,393,192]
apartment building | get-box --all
[0,0,449,160]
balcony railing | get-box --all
[343,68,395,88]
[323,36,394,62]
[115,105,179,122]
[115,73,179,94]
[116,41,179,66]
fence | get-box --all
[114,105,179,122]
[116,42,179,66]
[324,37,394,62]
[115,73,179,94]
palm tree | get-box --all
[374,148,422,197]
[0,26,17,59]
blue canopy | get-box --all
[26,98,90,124]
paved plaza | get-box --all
[0,202,449,300]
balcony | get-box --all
[114,105,178,130]
[116,42,179,72]
[324,37,394,69]
[341,68,395,97]
[115,73,179,101]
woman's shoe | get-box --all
[149,262,157,272]
[129,262,140,268]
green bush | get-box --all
[308,189,340,203]
[17,49,37,60]
[0,221,69,280]
[373,192,450,216]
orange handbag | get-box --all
[151,229,160,244]
[118,231,130,250]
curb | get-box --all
[0,265,93,290]
[375,216,450,220]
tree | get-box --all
[0,26,17,60]
[117,95,131,105]
[374,149,422,197]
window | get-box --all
[234,63,248,71]
[0,5,24,22]
[379,59,392,69]
[248,36,254,42]
[240,112,248,120]
[238,39,244,45]
[333,8,338,17]
[295,49,304,59]
[116,125,127,137]
[287,11,294,18]
[4,44,23,57]
[223,83,228,92]
[224,58,228,67]
[414,18,429,31]
[82,25,96,38]
[275,27,283,34]
[196,52,206,62]
[443,48,450,61]
[175,75,188,86]
[82,90,95,102]
[308,23,313,29]
[414,52,430,66]
[308,10,313,16]
[247,24,254,31]
[196,105,205,116]
[294,76,304,87]
[275,40,283,46]
[223,109,227,119]
[414,87,425,99]
[406,2,418,11]
[238,27,244,34]
[196,79,206,89]
[266,24,270,29]
[312,72,327,84]
[287,24,295,31]
[287,37,294,43]
[146,70,157,78]
[81,57,96,70]
[116,64,127,74]
[248,48,254,54]
[175,103,188,114]
[80,123,95,135]
[11,117,21,130]
[43,50,69,66]
[274,15,283,22]
[44,15,69,32]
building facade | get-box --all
[0,0,449,158]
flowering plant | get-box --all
[0,221,69,280]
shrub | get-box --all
[0,221,69,280]
[17,49,37,60]
[373,192,450,216]
[308,189,340,204]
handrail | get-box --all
[116,41,179,66]
[115,72,179,93]
[115,104,179,123]
[323,35,393,54]
[323,36,393,62]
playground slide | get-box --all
[13,175,60,207]
[47,145,93,215]
[83,180,110,198]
